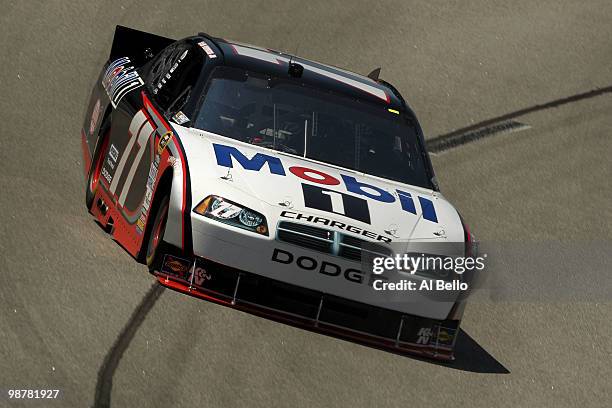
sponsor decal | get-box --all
[101,167,112,184]
[135,130,173,234]
[136,131,173,233]
[416,327,433,345]
[102,57,144,108]
[172,111,189,125]
[168,156,180,169]
[280,210,391,242]
[136,217,146,232]
[213,143,438,223]
[89,99,101,135]
[191,266,212,286]
[161,254,192,280]
[166,260,190,274]
[108,144,119,162]
[436,327,455,346]
[198,41,217,58]
[161,256,211,287]
[158,131,172,155]
[136,153,160,234]
[272,248,371,285]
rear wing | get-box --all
[109,25,175,66]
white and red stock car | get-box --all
[81,26,476,360]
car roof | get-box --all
[206,37,406,111]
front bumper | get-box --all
[187,214,459,320]
[152,251,460,361]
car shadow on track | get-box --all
[438,329,509,373]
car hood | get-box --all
[174,125,464,244]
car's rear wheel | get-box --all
[86,125,110,210]
[145,195,169,268]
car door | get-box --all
[101,39,205,224]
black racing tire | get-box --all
[85,122,111,211]
[144,195,170,268]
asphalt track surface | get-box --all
[1,1,611,407]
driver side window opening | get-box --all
[147,40,205,114]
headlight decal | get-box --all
[193,196,268,236]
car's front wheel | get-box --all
[145,195,169,268]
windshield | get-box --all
[193,67,432,188]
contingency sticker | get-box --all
[198,41,217,58]
[102,57,144,108]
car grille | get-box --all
[276,221,392,262]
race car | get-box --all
[81,26,475,360]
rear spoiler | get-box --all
[109,25,175,65]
